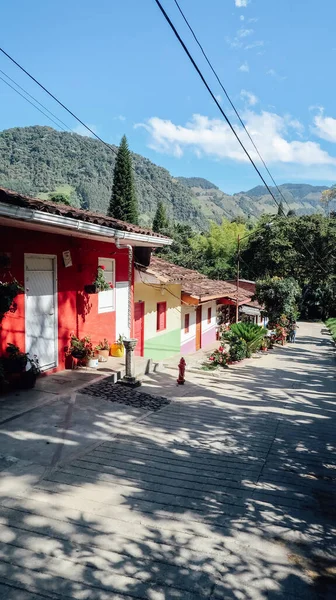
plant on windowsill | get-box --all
[95,338,110,360]
[110,334,125,358]
[84,265,114,294]
[0,279,24,319]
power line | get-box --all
[0,68,71,131]
[173,0,291,214]
[153,0,328,275]
[0,75,68,132]
[0,46,222,223]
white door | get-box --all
[25,255,57,371]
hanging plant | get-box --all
[84,265,113,294]
[0,279,24,318]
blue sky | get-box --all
[1,0,336,194]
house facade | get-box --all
[135,256,252,360]
[0,188,171,372]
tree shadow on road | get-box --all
[0,330,335,599]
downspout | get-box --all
[115,235,133,336]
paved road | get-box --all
[0,322,335,599]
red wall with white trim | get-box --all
[0,226,132,371]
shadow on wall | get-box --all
[0,328,335,598]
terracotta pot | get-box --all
[110,343,124,358]
[97,349,109,359]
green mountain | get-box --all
[0,126,330,229]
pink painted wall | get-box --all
[201,325,216,348]
[181,337,196,355]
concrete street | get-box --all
[0,322,335,599]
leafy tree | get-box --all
[108,135,138,224]
[287,209,296,217]
[152,200,169,232]
[48,192,72,206]
[255,277,301,325]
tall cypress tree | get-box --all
[108,135,138,224]
[152,200,169,232]
[277,200,285,216]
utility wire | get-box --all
[173,0,290,214]
[0,46,237,223]
[0,75,68,132]
[0,68,71,131]
[154,0,328,275]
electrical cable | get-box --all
[0,75,68,132]
[0,68,71,131]
[173,0,290,214]
[153,0,328,275]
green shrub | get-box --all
[229,337,247,362]
[230,322,267,356]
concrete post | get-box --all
[117,338,141,387]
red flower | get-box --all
[98,265,105,270]
[109,283,114,289]
[209,356,214,361]
[218,346,224,352]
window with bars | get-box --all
[207,307,212,324]
[157,301,167,331]
[184,313,190,334]
[98,257,115,313]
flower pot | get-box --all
[84,284,98,294]
[71,350,87,360]
[110,343,124,358]
[19,370,38,389]
[87,358,98,369]
[97,349,109,359]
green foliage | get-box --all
[108,135,138,224]
[208,346,229,368]
[48,192,72,206]
[229,337,247,362]
[325,318,336,342]
[230,322,267,356]
[152,200,169,233]
[255,277,301,325]
[277,201,285,216]
[0,279,24,317]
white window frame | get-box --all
[98,257,116,314]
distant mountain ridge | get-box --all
[0,126,330,229]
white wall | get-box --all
[201,301,217,331]
[116,281,130,339]
[181,304,196,344]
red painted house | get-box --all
[0,188,171,372]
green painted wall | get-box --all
[144,328,181,360]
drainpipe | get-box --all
[115,235,133,336]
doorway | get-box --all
[134,301,145,357]
[196,305,202,351]
[25,254,57,371]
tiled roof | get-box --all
[0,187,170,239]
[143,256,250,303]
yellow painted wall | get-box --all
[134,283,181,341]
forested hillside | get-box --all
[0,126,330,229]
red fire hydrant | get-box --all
[177,357,186,385]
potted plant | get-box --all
[1,343,41,389]
[0,278,24,318]
[110,334,125,358]
[84,265,114,294]
[95,339,109,361]
[68,334,92,360]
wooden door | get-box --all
[134,301,144,357]
[196,305,202,351]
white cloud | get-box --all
[73,124,97,137]
[139,111,336,168]
[267,68,286,80]
[235,0,249,6]
[314,111,336,142]
[249,17,259,23]
[245,40,264,50]
[215,94,222,103]
[238,28,254,38]
[239,61,250,72]
[240,15,245,21]
[240,89,258,106]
